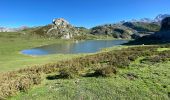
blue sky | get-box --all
[0,0,170,28]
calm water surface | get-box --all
[21,40,128,56]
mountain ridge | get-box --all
[1,14,170,40]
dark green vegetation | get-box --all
[0,43,170,99]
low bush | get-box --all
[141,50,170,64]
[94,66,117,77]
[59,67,79,79]
[0,73,41,99]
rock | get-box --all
[52,18,70,27]
[160,17,170,31]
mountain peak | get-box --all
[154,14,170,22]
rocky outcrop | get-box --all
[33,18,84,39]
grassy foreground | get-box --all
[9,46,170,100]
[0,32,170,100]
[11,62,170,100]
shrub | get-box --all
[59,67,79,79]
[94,66,117,77]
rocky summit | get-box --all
[52,18,70,26]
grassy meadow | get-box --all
[0,32,170,100]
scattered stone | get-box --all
[75,79,80,84]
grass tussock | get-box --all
[93,65,117,77]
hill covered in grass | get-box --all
[90,22,160,39]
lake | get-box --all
[21,40,128,56]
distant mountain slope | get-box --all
[0,27,19,32]
[90,24,136,39]
[0,26,29,32]
[130,14,170,23]
[89,14,170,39]
[122,22,160,32]
[154,14,170,23]
[126,17,170,45]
